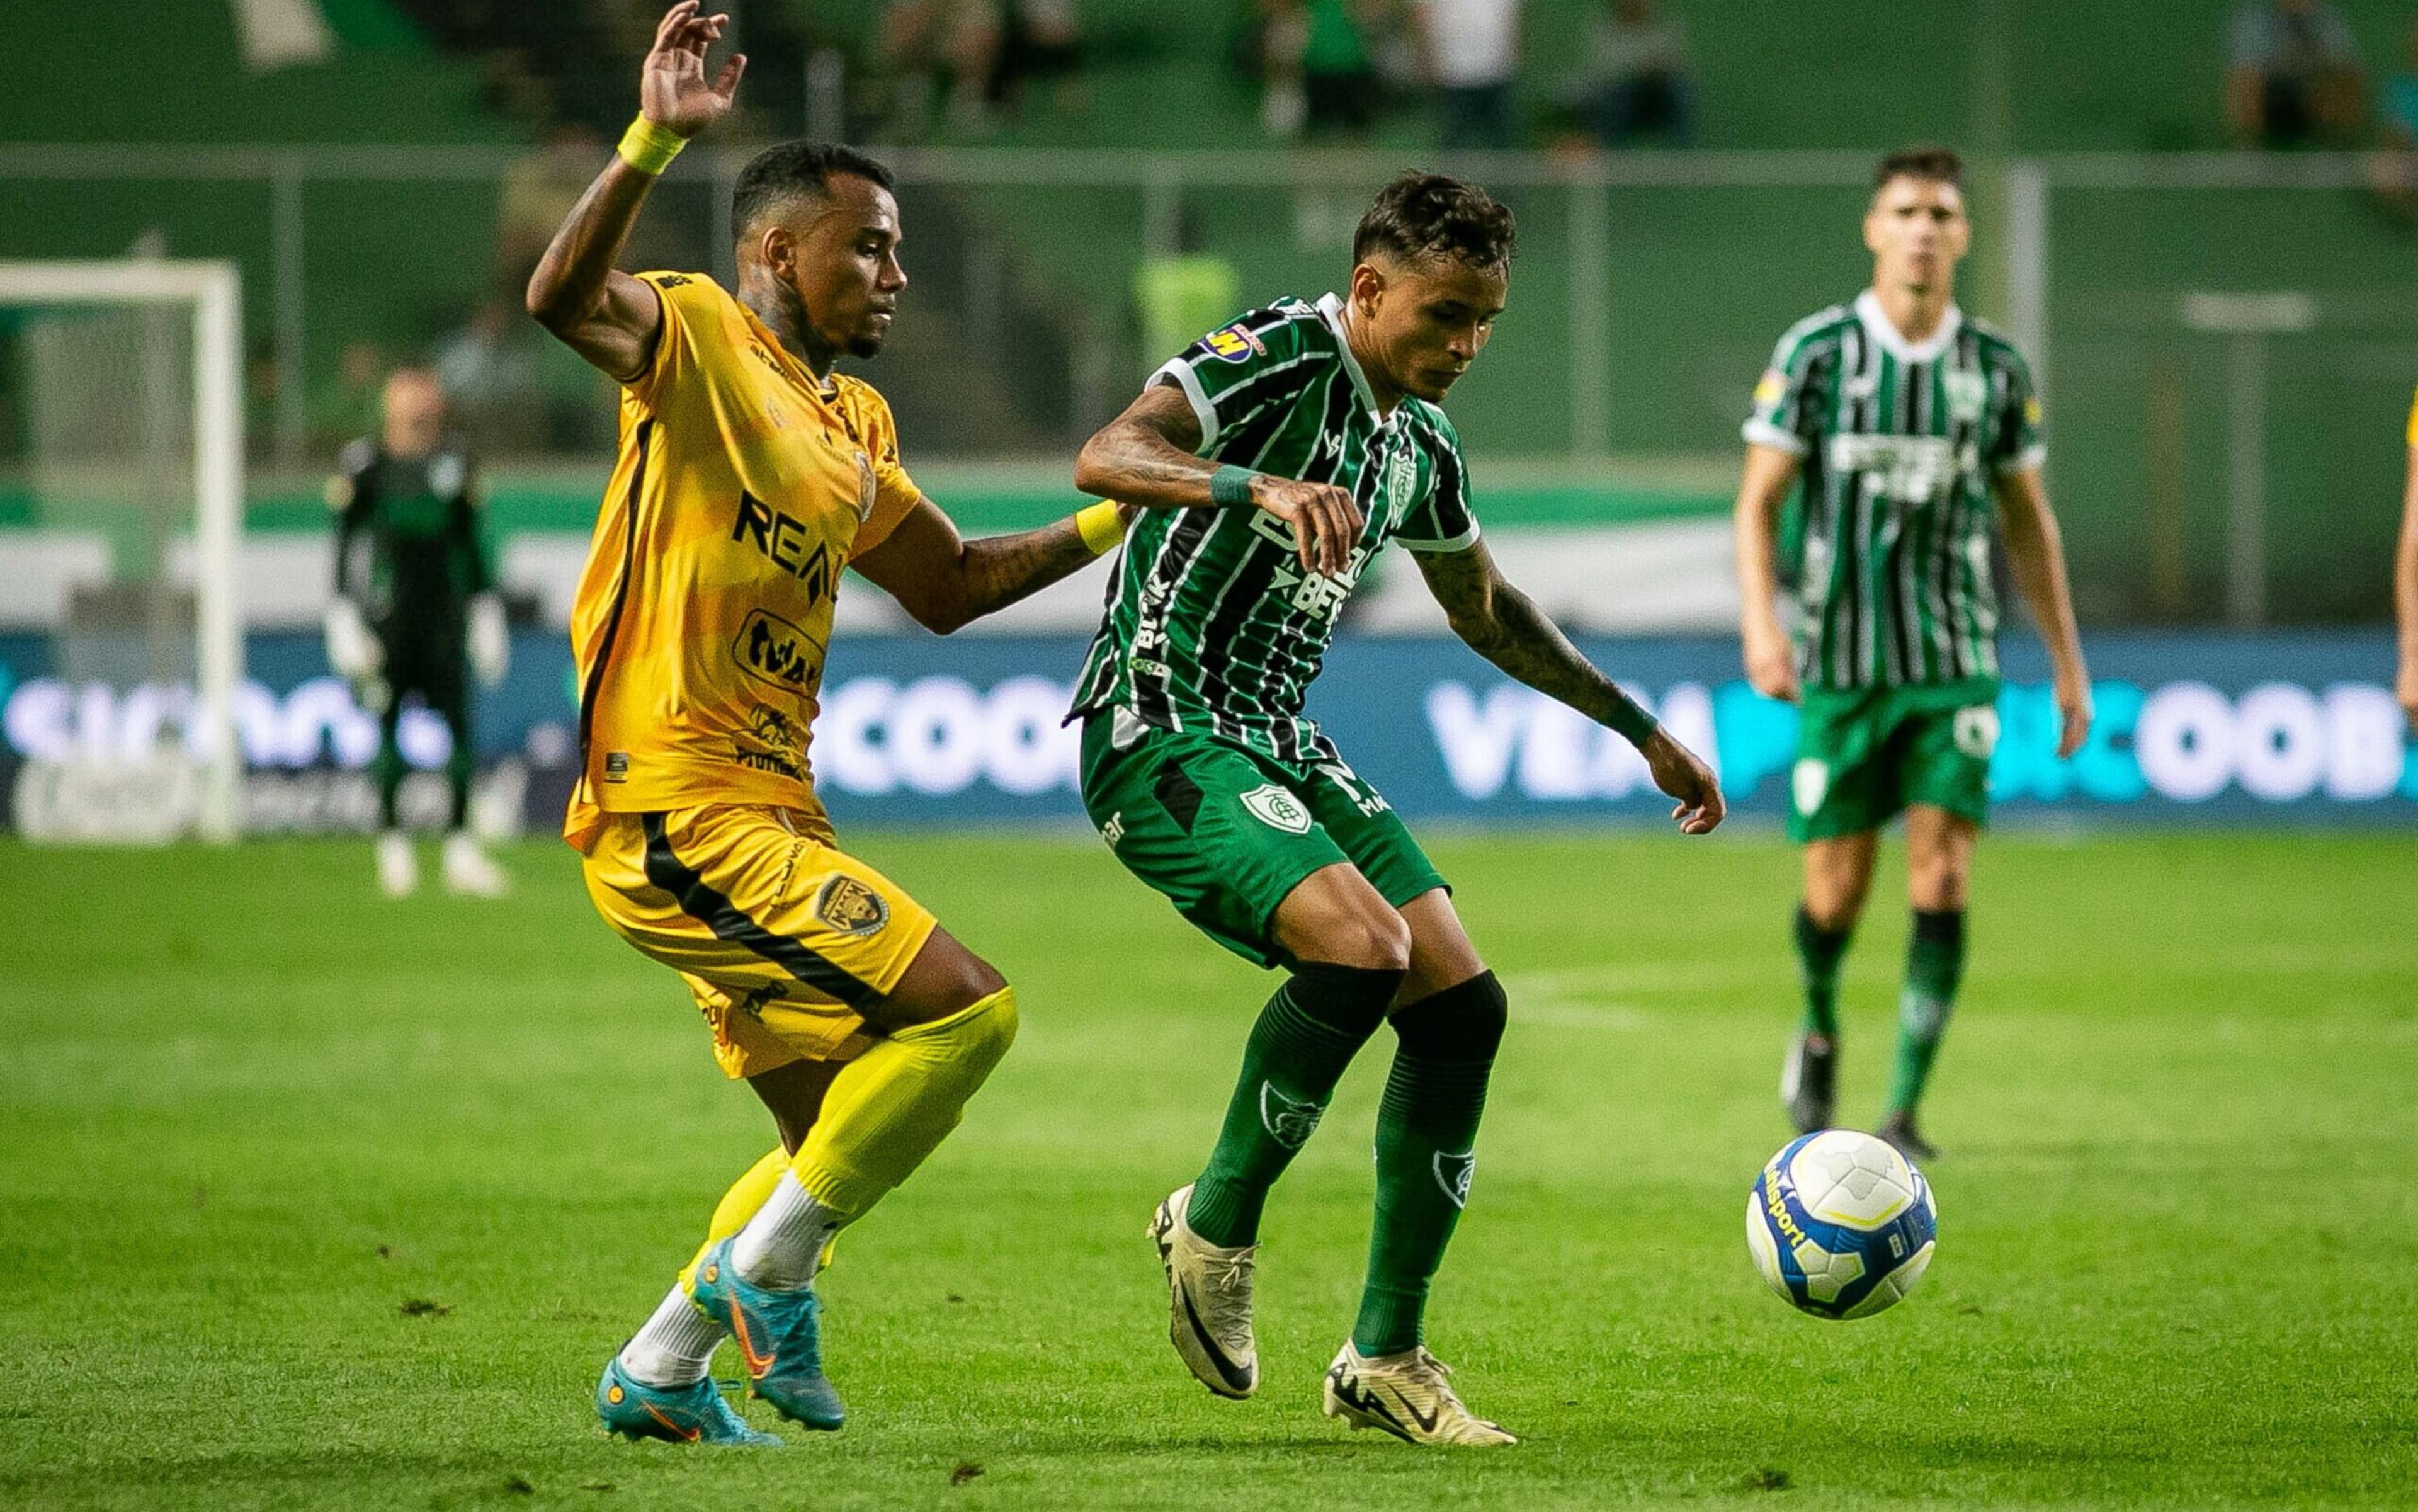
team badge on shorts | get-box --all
[1240,783,1312,834]
[1953,705,2001,759]
[1793,759,1831,817]
[815,875,890,936]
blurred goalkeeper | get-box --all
[324,363,512,897]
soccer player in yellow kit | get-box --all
[526,3,1132,1445]
[2398,386,2418,729]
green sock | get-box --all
[1353,972,1506,1358]
[373,732,406,831]
[1795,904,1852,1039]
[1185,962,1400,1248]
[1888,909,1966,1116]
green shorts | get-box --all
[1790,682,2000,843]
[1077,712,1447,969]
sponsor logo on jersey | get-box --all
[1827,433,1962,504]
[605,751,631,782]
[814,875,890,936]
[1259,1081,1323,1149]
[1754,369,1788,408]
[734,608,819,692]
[1100,810,1125,847]
[1203,322,1266,363]
[730,492,843,608]
[1240,782,1312,834]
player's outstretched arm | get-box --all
[1734,443,1803,703]
[1074,384,1363,577]
[525,3,745,379]
[851,498,1130,635]
[2395,436,2418,729]
[1415,541,1724,834]
[1994,466,2092,759]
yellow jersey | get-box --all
[2407,384,2418,446]
[564,271,924,851]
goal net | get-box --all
[0,260,242,841]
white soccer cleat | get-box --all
[1149,1184,1258,1399]
[441,832,510,898]
[1322,1341,1517,1447]
[375,831,419,898]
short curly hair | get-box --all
[1353,172,1518,274]
[731,140,895,240]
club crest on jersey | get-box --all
[1943,367,1988,424]
[1432,1149,1475,1209]
[1387,448,1418,509]
[429,453,465,498]
[1240,783,1312,834]
[815,876,890,937]
[1259,1082,1323,1149]
[853,450,877,523]
[1203,322,1266,363]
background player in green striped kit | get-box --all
[1734,147,2092,1161]
[1070,173,1723,1447]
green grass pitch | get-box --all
[3,829,2414,1509]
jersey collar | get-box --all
[1854,290,1963,365]
[1315,292,1389,420]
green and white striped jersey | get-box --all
[1745,292,2044,693]
[1070,295,1480,761]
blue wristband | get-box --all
[1210,465,1258,508]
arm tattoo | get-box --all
[1072,383,1215,510]
[958,518,1101,621]
[1417,545,1659,744]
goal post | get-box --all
[0,259,245,841]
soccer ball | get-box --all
[1745,1130,1936,1320]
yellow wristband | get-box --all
[616,115,688,176]
[1074,501,1129,556]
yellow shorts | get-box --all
[582,804,940,1079]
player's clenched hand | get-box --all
[2054,673,2094,759]
[1641,728,1725,836]
[1247,475,1362,577]
[641,1,746,139]
[1742,618,1797,703]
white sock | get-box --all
[617,1285,725,1387]
[729,1173,842,1292]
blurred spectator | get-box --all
[2369,20,2418,220]
[1259,0,1383,140]
[996,0,1089,114]
[495,122,606,298]
[310,339,388,454]
[882,0,1006,134]
[1414,0,1522,149]
[433,299,546,453]
[2225,0,2366,147]
[1575,0,1694,147]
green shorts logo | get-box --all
[1953,705,2001,759]
[1792,759,1830,817]
[1240,783,1312,834]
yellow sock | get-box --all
[790,986,1018,1219]
[678,1145,788,1293]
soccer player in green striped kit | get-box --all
[1734,147,2092,1161]
[1070,173,1725,1445]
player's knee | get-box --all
[1909,863,1968,911]
[957,983,1018,1072]
[1315,904,1411,974]
[1392,969,1507,1062]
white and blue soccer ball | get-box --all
[1745,1130,1936,1320]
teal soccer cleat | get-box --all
[595,1355,781,1447]
[688,1237,848,1431]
